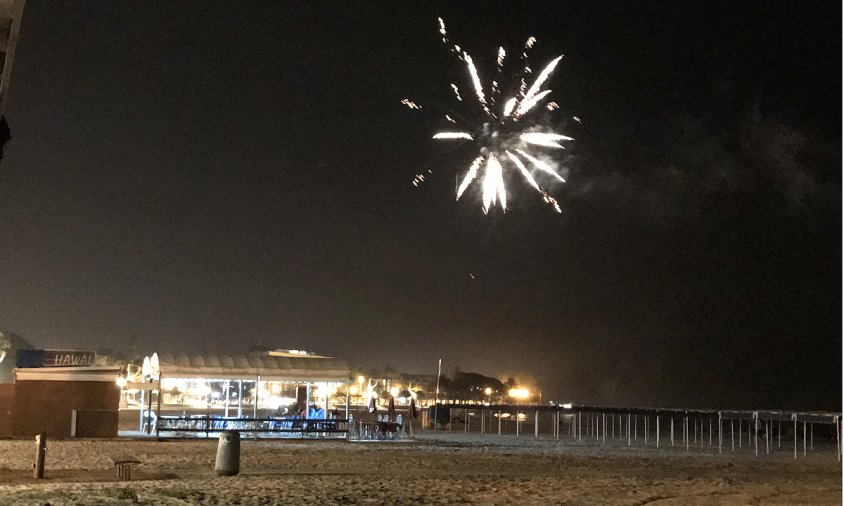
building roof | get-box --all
[155,352,351,383]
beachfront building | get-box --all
[125,350,352,431]
[0,349,122,438]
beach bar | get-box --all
[135,350,352,437]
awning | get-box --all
[154,352,350,383]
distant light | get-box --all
[390,386,400,398]
[349,385,359,396]
[357,375,366,384]
[562,403,573,409]
[116,377,127,388]
[508,388,530,400]
[484,387,493,396]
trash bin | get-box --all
[215,430,240,476]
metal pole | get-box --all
[670,417,674,446]
[709,418,712,446]
[718,412,722,453]
[803,421,806,457]
[139,389,145,431]
[627,413,631,446]
[224,380,230,418]
[656,415,660,448]
[634,414,637,441]
[237,380,243,418]
[34,433,46,479]
[481,408,485,434]
[555,410,560,440]
[602,412,606,444]
[810,423,813,451]
[146,378,153,435]
[731,419,734,451]
[498,410,502,435]
[516,409,520,436]
[836,415,841,463]
[465,408,468,433]
[253,375,259,418]
[765,419,769,455]
[644,416,648,445]
[579,411,583,441]
[155,374,162,438]
[793,414,797,459]
[535,410,539,438]
[754,412,758,456]
[345,383,350,422]
[685,416,689,451]
[434,359,442,431]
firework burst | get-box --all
[405,18,575,214]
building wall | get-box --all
[13,380,119,438]
[0,384,14,436]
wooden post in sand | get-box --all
[34,433,46,479]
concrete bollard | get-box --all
[215,430,240,476]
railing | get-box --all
[156,415,349,439]
[421,403,842,462]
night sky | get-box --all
[0,1,840,410]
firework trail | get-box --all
[404,18,575,213]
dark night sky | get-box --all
[0,1,840,410]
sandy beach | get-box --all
[0,432,838,505]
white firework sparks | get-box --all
[433,132,473,140]
[423,19,574,214]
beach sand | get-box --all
[0,432,838,505]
